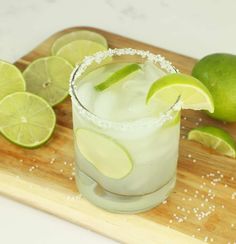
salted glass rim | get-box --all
[69,48,181,130]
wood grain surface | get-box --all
[0,26,236,244]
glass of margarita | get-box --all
[69,48,181,213]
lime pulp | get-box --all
[56,40,107,66]
[0,60,25,100]
[23,56,73,107]
[0,92,56,148]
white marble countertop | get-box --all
[0,0,236,243]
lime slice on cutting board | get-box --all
[188,126,236,158]
[56,40,107,66]
[146,73,214,113]
[0,92,56,148]
[51,30,108,55]
[76,128,133,179]
[95,63,141,91]
[0,60,25,100]
[23,56,73,107]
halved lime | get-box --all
[23,56,73,106]
[95,63,141,91]
[51,30,108,55]
[146,73,214,113]
[0,60,25,100]
[56,40,107,66]
[188,126,236,158]
[0,92,56,148]
[76,129,133,179]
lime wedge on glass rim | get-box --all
[56,40,107,66]
[51,30,108,55]
[0,92,56,148]
[95,63,141,91]
[188,126,236,158]
[146,73,214,113]
[76,129,133,179]
[0,60,25,100]
[23,56,73,107]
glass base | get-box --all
[75,170,176,214]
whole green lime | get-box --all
[192,53,236,122]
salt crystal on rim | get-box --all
[203,236,208,242]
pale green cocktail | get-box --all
[70,48,180,213]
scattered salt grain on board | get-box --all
[50,158,55,164]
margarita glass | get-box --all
[69,48,181,213]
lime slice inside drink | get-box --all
[188,126,236,158]
[51,30,108,55]
[146,73,214,113]
[95,63,141,91]
[56,40,107,66]
[23,56,73,107]
[0,92,56,148]
[0,60,25,100]
[76,129,133,179]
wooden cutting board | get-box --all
[0,26,236,244]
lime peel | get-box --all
[192,53,236,122]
